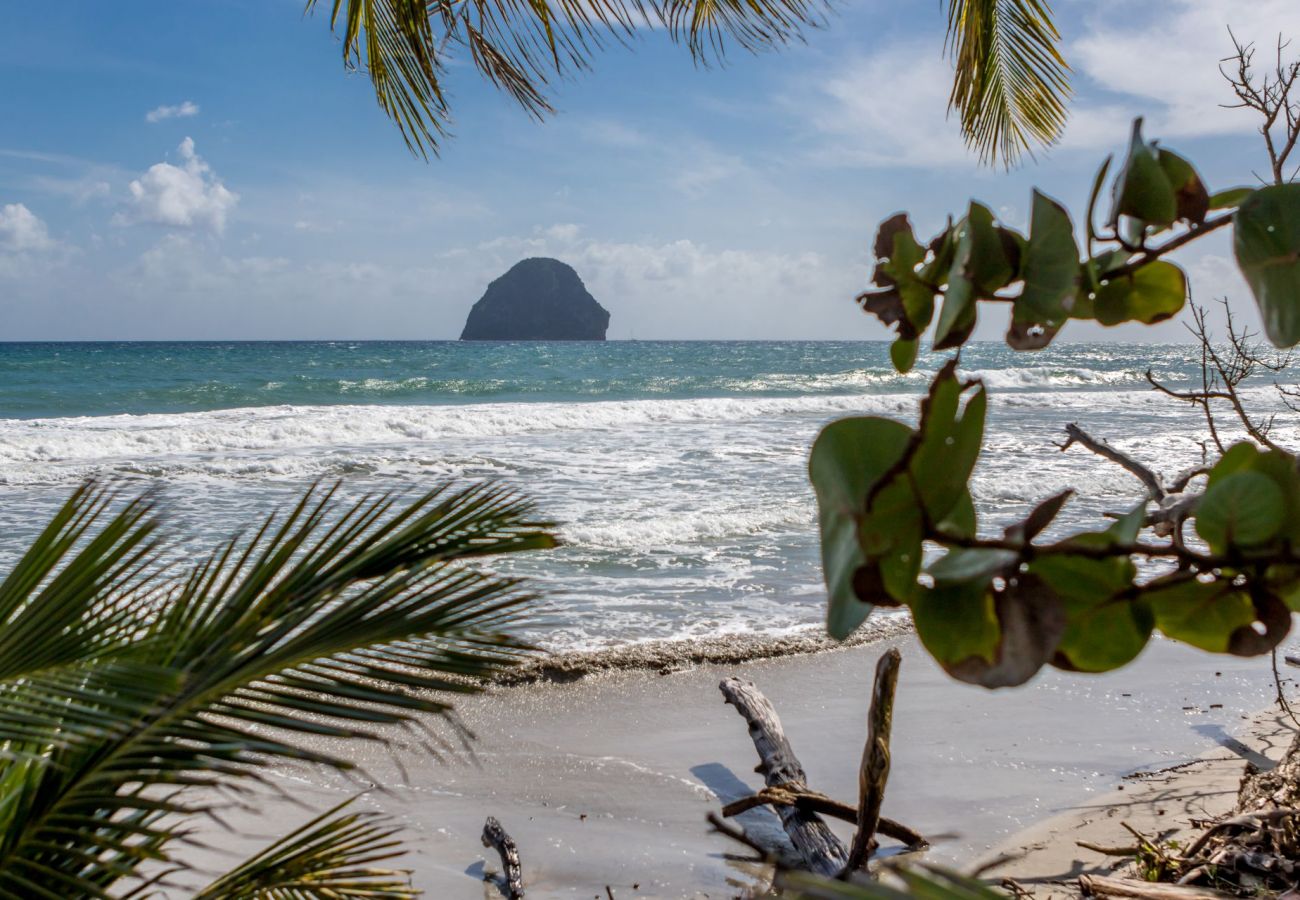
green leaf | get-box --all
[1110,119,1176,230]
[1093,260,1186,326]
[862,215,935,337]
[910,580,1001,674]
[927,547,1016,586]
[910,362,988,523]
[1009,190,1080,349]
[193,797,417,899]
[943,0,1071,167]
[935,204,1014,351]
[891,337,919,373]
[1209,186,1255,210]
[1156,147,1209,225]
[1146,579,1257,654]
[809,417,915,639]
[1233,183,1300,347]
[1196,470,1286,553]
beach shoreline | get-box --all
[177,629,1297,898]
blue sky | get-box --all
[1,0,1298,340]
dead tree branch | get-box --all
[845,648,901,873]
[719,677,849,876]
[481,816,525,899]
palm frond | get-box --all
[192,797,416,899]
[945,0,1070,167]
[0,481,160,682]
[0,479,555,897]
[305,0,826,156]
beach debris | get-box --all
[717,647,926,880]
[846,648,902,872]
[481,816,525,899]
[718,675,849,876]
[1079,874,1226,899]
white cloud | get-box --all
[793,43,980,169]
[471,224,859,339]
[120,138,238,234]
[0,203,56,254]
[145,101,200,123]
[1061,0,1300,147]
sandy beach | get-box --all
[178,628,1298,898]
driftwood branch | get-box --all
[1061,423,1164,500]
[1079,874,1226,900]
[845,648,901,873]
[720,786,925,848]
[719,677,849,876]
[482,816,524,899]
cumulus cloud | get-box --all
[0,203,56,254]
[1069,0,1300,142]
[120,138,238,234]
[0,203,70,280]
[145,101,200,123]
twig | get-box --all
[481,816,525,899]
[1060,423,1163,499]
[845,648,902,873]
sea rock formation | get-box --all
[460,258,610,341]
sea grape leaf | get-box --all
[1157,148,1209,225]
[1110,118,1176,229]
[1196,470,1286,553]
[910,362,987,523]
[1146,579,1258,654]
[860,475,923,604]
[1052,597,1153,672]
[1093,260,1186,326]
[1210,187,1255,210]
[965,202,1017,292]
[934,266,977,350]
[927,547,1016,586]
[891,337,919,373]
[1233,183,1300,347]
[1010,190,1080,349]
[1032,505,1150,672]
[910,580,1001,677]
[809,416,914,639]
[934,204,1017,351]
[1011,489,1074,543]
[945,574,1067,688]
[862,215,939,368]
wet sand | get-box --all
[184,632,1293,898]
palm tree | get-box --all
[0,479,555,897]
[311,0,1070,166]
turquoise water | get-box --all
[0,340,1277,649]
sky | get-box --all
[2,0,1299,341]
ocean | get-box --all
[0,340,1287,652]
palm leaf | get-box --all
[305,0,827,156]
[945,0,1070,167]
[0,479,555,897]
[192,797,416,899]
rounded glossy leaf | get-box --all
[1093,261,1186,326]
[1147,580,1257,653]
[1195,470,1286,553]
[1233,183,1300,347]
[1110,119,1176,229]
[809,417,914,639]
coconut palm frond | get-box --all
[306,0,826,156]
[192,797,417,899]
[945,0,1070,167]
[0,481,160,682]
[0,480,555,897]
